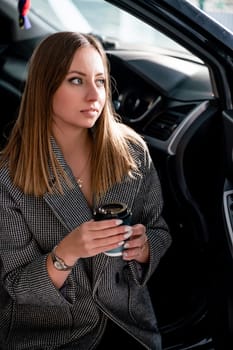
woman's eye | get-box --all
[96,79,105,87]
[69,77,82,85]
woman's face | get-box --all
[52,46,106,133]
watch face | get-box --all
[51,248,73,271]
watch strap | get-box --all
[51,246,75,271]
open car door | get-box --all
[222,109,233,347]
[106,0,233,349]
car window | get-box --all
[187,0,233,33]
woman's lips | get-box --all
[81,108,99,117]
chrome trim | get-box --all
[223,190,233,249]
[168,101,209,155]
[143,100,209,155]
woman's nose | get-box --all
[86,82,99,100]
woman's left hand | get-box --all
[122,224,149,263]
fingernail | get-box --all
[115,219,123,226]
[124,231,132,240]
[124,226,132,232]
[118,241,124,246]
[124,242,129,248]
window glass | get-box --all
[30,0,192,54]
[187,0,233,32]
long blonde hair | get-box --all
[0,32,145,197]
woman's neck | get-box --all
[53,127,92,159]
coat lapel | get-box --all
[43,184,92,231]
[95,173,141,214]
[43,139,92,231]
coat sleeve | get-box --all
[0,182,74,306]
[128,146,172,286]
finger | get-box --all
[123,239,149,261]
[91,222,133,240]
[131,223,146,235]
[141,237,148,251]
[122,232,147,257]
[95,229,132,247]
[91,218,123,230]
[124,232,147,248]
[82,225,133,253]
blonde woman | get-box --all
[0,32,171,349]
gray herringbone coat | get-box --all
[0,140,171,350]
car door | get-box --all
[107,0,233,349]
[222,109,233,347]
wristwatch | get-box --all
[51,246,75,271]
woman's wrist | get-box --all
[51,245,79,271]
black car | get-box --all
[1,0,233,349]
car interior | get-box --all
[1,0,233,349]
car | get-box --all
[1,0,233,349]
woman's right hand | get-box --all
[47,219,132,288]
[56,219,132,264]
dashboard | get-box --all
[107,49,215,155]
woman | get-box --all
[0,32,172,349]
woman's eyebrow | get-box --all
[68,70,85,75]
[67,70,105,76]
